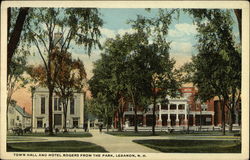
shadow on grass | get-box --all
[7,140,108,152]
[133,139,241,153]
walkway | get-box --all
[42,130,161,153]
[7,130,240,153]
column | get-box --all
[193,113,196,126]
[157,103,162,126]
[167,104,171,126]
[176,104,179,126]
[79,93,84,129]
[184,104,188,126]
[211,114,214,126]
[143,114,147,127]
[32,95,36,132]
[122,114,126,128]
[235,108,239,125]
[87,119,90,131]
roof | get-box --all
[15,105,31,118]
[34,87,84,93]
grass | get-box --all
[106,131,240,137]
[133,139,241,153]
[7,132,92,137]
[7,140,107,152]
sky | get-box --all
[12,8,240,114]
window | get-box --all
[161,104,168,110]
[170,104,176,110]
[202,104,208,111]
[54,114,62,125]
[17,116,19,120]
[73,118,79,128]
[178,104,185,110]
[54,97,61,111]
[37,119,43,128]
[41,97,45,114]
[70,98,74,114]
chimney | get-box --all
[23,107,25,113]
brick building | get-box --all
[115,87,240,130]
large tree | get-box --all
[129,10,181,135]
[89,50,127,132]
[88,93,115,132]
[180,10,241,135]
[52,51,87,132]
[26,8,102,135]
[28,51,87,132]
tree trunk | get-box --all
[63,102,67,132]
[117,108,122,132]
[130,90,138,133]
[106,116,109,132]
[48,87,54,135]
[7,8,29,73]
[221,100,226,135]
[229,108,234,132]
[134,106,138,133]
[152,94,156,135]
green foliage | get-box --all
[7,54,28,106]
[89,9,181,133]
[191,10,241,102]
[180,9,241,134]
[88,93,114,127]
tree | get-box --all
[52,51,87,132]
[89,50,126,132]
[7,7,30,74]
[90,10,180,134]
[26,8,102,135]
[129,10,181,135]
[184,9,241,42]
[180,10,241,135]
[28,50,87,132]
[7,54,28,130]
[88,93,115,132]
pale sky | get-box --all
[12,8,239,114]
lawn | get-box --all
[106,131,239,137]
[7,132,92,137]
[133,139,241,153]
[7,140,107,152]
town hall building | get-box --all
[32,87,85,132]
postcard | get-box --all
[1,1,249,160]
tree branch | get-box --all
[33,38,49,72]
